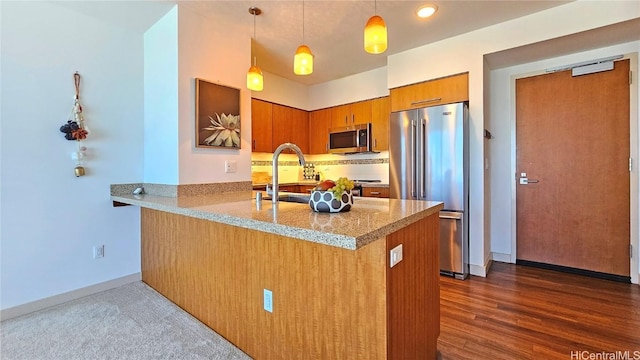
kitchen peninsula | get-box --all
[111,183,443,359]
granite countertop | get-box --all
[111,189,441,250]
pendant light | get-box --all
[247,7,264,91]
[293,0,313,75]
[364,0,387,54]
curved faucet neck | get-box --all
[272,143,306,203]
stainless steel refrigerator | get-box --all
[389,102,469,280]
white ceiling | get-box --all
[53,1,640,86]
[179,0,573,85]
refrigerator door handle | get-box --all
[411,120,417,198]
[419,118,427,199]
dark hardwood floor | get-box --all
[438,262,640,360]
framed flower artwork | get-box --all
[195,78,241,149]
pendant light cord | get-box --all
[252,8,257,66]
[302,0,305,44]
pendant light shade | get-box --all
[364,14,387,54]
[294,0,313,75]
[294,45,314,75]
[247,7,263,91]
[247,63,263,91]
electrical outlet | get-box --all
[224,160,237,173]
[94,245,104,259]
[263,289,273,313]
[390,244,403,268]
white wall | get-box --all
[144,7,179,185]
[176,5,252,185]
[308,67,389,110]
[384,0,640,275]
[1,1,144,309]
[253,71,309,111]
[489,42,640,280]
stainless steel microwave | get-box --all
[328,123,372,154]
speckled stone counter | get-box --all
[111,185,442,250]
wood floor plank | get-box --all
[439,262,640,360]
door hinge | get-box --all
[630,70,633,85]
[631,244,633,258]
[630,158,633,172]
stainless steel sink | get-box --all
[264,193,310,204]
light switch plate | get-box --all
[390,244,403,268]
[225,160,237,173]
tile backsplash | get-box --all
[251,151,389,184]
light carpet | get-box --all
[0,282,251,360]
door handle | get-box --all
[519,178,540,184]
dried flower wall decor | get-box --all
[195,78,241,149]
[58,72,89,177]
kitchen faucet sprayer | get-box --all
[270,143,306,204]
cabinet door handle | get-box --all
[411,97,442,106]
[371,191,381,195]
[253,139,256,150]
[352,114,355,123]
[374,139,377,148]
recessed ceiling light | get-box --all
[416,4,438,18]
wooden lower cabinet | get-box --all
[276,184,297,192]
[141,208,439,359]
[363,187,390,198]
[298,184,316,193]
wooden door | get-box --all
[516,59,630,277]
[371,96,390,151]
[251,99,272,152]
[309,108,331,154]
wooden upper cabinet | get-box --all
[331,104,351,128]
[331,100,372,128]
[350,100,372,125]
[251,99,273,153]
[291,107,309,154]
[371,96,390,152]
[309,108,332,154]
[272,104,309,153]
[390,72,469,112]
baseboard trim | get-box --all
[470,254,493,277]
[0,272,141,321]
[491,252,512,263]
[516,260,631,283]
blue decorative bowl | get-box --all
[309,190,354,213]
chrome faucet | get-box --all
[270,142,306,203]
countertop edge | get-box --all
[111,193,442,250]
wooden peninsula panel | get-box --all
[386,212,439,359]
[141,207,440,359]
